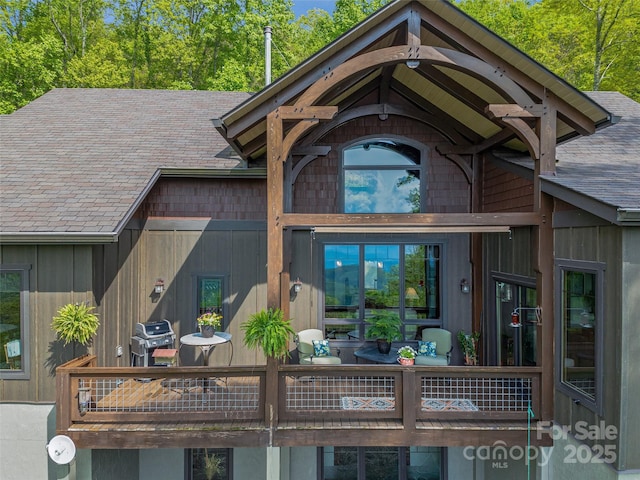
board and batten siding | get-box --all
[96,223,269,368]
[554,224,629,470]
[0,244,93,402]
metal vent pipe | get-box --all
[264,26,272,86]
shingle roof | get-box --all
[0,88,250,241]
[1,89,638,242]
[496,92,640,224]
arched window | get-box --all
[342,139,423,213]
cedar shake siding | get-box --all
[137,178,267,220]
[293,115,470,214]
[482,159,534,213]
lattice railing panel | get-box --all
[86,376,261,413]
[420,376,532,412]
[285,375,396,411]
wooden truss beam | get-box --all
[281,212,541,228]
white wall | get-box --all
[0,403,54,480]
[140,449,183,480]
[548,434,640,480]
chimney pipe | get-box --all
[264,26,272,86]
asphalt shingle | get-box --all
[0,88,250,235]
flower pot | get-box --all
[397,357,414,366]
[377,339,391,354]
[200,325,215,338]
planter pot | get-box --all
[398,357,415,366]
[377,339,391,354]
[200,325,215,338]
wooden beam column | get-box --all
[266,110,284,309]
[266,106,338,311]
[533,91,557,420]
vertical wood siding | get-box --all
[0,244,93,402]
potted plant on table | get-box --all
[397,345,417,365]
[241,308,295,360]
[457,330,480,366]
[197,311,222,338]
[365,310,402,354]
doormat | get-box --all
[421,398,478,411]
[341,396,395,410]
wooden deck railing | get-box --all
[56,356,542,435]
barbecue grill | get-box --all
[130,320,176,366]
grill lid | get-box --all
[135,320,173,339]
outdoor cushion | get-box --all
[312,339,331,357]
[418,341,437,357]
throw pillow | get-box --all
[312,339,331,357]
[418,340,437,358]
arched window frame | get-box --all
[340,136,429,214]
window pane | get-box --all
[198,278,222,316]
[406,447,441,480]
[324,245,360,320]
[343,141,422,214]
[365,447,398,480]
[1,271,22,371]
[364,245,399,309]
[344,142,418,166]
[323,244,441,342]
[404,245,440,320]
[344,170,419,213]
[562,271,596,399]
[190,448,229,480]
[323,447,357,480]
[494,281,537,366]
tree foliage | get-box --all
[0,0,638,114]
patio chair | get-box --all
[4,339,20,369]
[295,329,342,365]
[414,328,452,366]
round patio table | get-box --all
[179,332,233,366]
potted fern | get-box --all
[52,302,100,356]
[241,308,295,360]
[365,310,402,354]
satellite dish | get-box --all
[46,435,76,465]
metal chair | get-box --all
[414,328,452,366]
[295,329,341,365]
[4,339,20,369]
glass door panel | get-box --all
[495,280,537,366]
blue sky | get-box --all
[292,0,336,17]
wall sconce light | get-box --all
[293,277,303,294]
[460,279,470,294]
[78,385,91,416]
[154,279,165,294]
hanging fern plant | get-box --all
[241,308,294,360]
[52,303,100,346]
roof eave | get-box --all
[0,232,120,245]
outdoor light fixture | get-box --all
[154,279,165,294]
[293,277,303,294]
[460,279,470,294]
